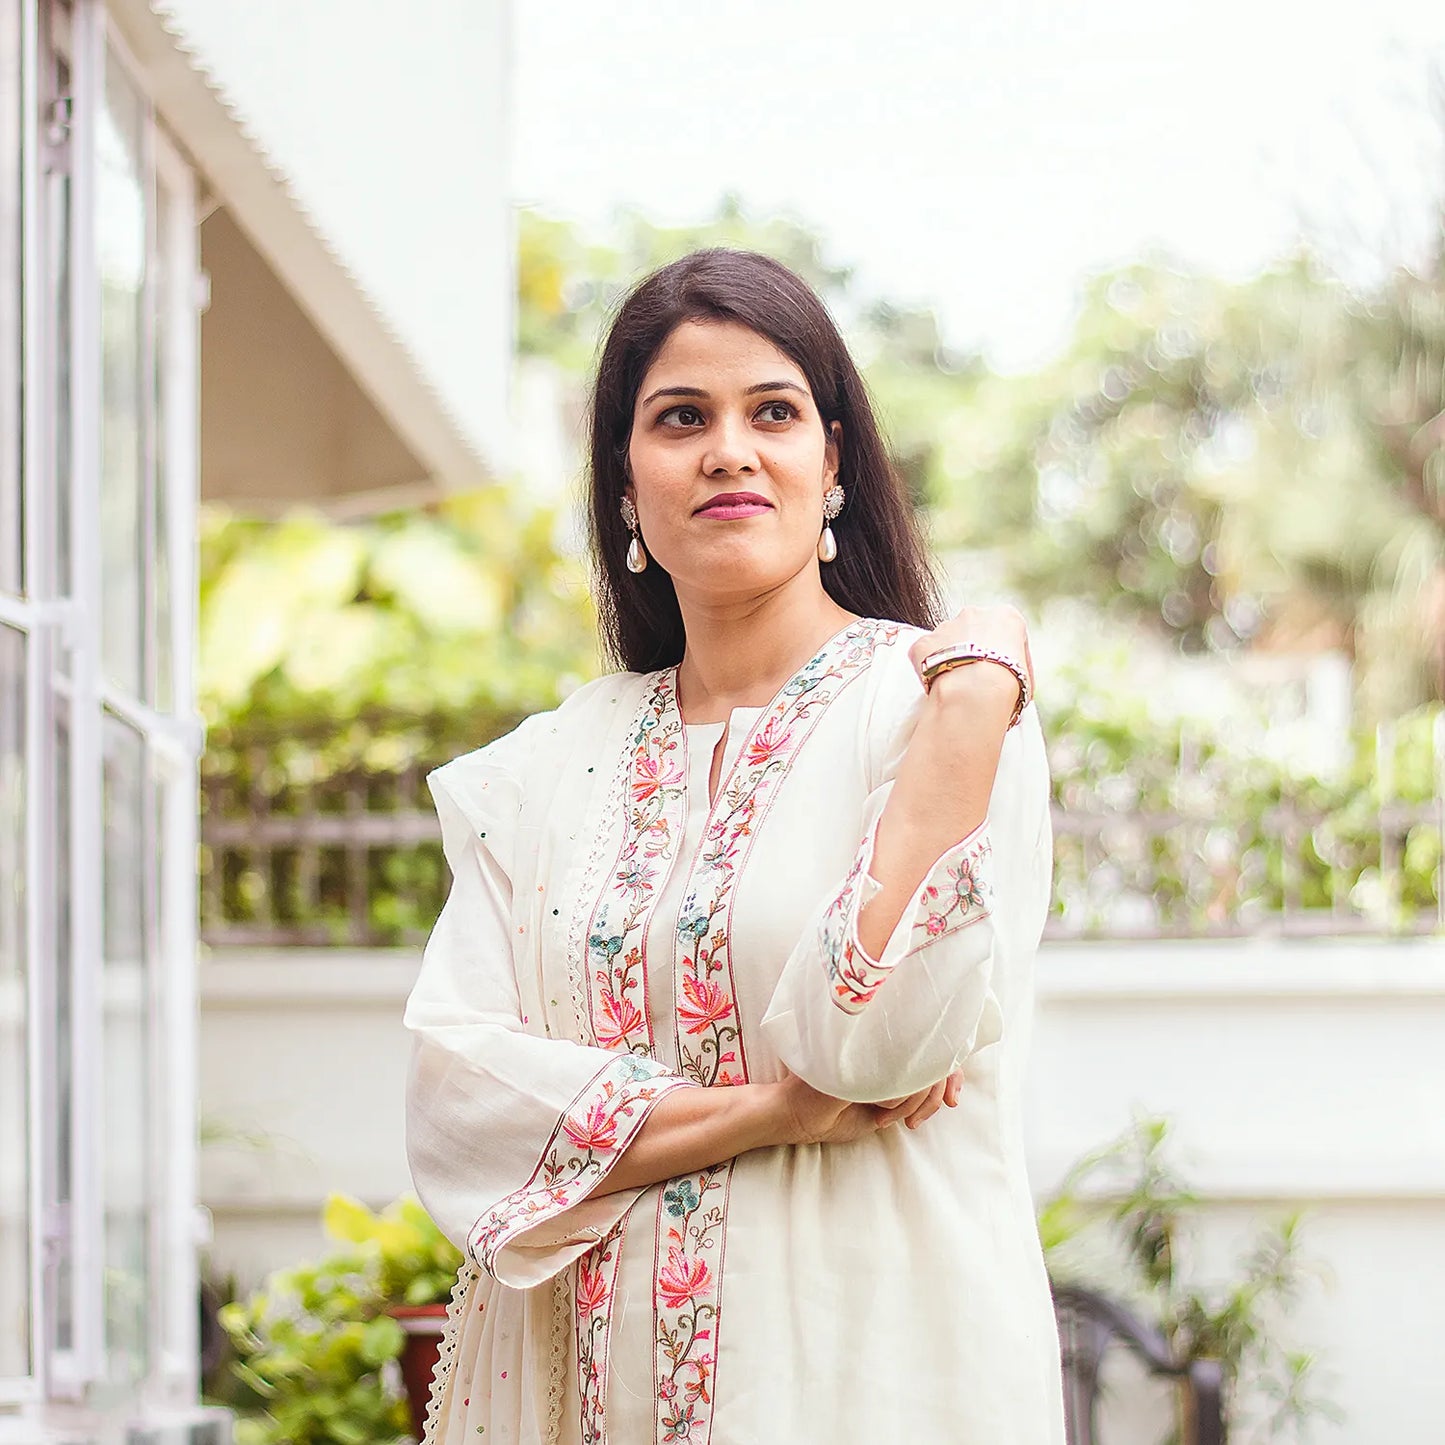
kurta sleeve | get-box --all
[760,647,1054,1103]
[404,720,695,1289]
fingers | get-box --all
[871,1072,966,1134]
[903,1080,949,1130]
[872,1088,928,1128]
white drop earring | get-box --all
[620,496,648,574]
[818,483,845,563]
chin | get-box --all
[668,545,814,601]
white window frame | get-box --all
[2,0,207,1430]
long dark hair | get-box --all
[586,247,941,672]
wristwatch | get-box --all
[918,643,1031,729]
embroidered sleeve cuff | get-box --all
[468,1052,692,1287]
[819,816,996,1015]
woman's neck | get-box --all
[672,579,858,724]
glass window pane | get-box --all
[98,50,147,699]
[100,711,152,1391]
[0,623,31,1378]
[0,0,23,597]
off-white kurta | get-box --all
[403,617,1066,1444]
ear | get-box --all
[824,420,842,485]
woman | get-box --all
[404,248,1064,1444]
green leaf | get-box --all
[360,1314,405,1366]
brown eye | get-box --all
[660,404,705,427]
[757,401,797,423]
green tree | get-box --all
[930,242,1442,718]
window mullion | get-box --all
[150,124,203,1405]
[56,0,107,1396]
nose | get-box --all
[701,412,759,477]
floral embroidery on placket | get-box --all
[651,617,899,1445]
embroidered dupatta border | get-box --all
[580,669,689,1055]
[820,821,996,1014]
[467,1052,689,1279]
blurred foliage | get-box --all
[1040,648,1443,936]
[1041,1117,1341,1445]
[199,486,596,748]
[517,196,1445,718]
[933,247,1443,712]
[207,1193,461,1445]
[197,486,603,945]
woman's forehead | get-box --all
[640,318,809,395]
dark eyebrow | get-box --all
[639,380,809,408]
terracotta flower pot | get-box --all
[388,1302,451,1439]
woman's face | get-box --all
[625,318,840,604]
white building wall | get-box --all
[158,0,514,472]
[198,939,1445,1443]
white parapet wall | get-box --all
[199,939,1445,1442]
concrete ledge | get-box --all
[1036,938,1445,1000]
[199,947,419,1006]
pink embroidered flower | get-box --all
[745,717,791,767]
[657,1378,678,1401]
[562,1098,619,1154]
[925,913,948,936]
[677,975,733,1036]
[657,1248,711,1309]
[575,1262,609,1314]
[632,754,678,804]
[594,990,645,1050]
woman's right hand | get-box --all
[774,1067,961,1145]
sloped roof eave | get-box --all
[105,0,494,494]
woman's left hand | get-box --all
[873,1069,964,1130]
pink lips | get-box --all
[696,491,772,520]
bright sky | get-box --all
[512,0,1445,373]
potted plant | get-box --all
[210,1191,463,1444]
[327,1192,465,1438]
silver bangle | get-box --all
[919,644,1031,728]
